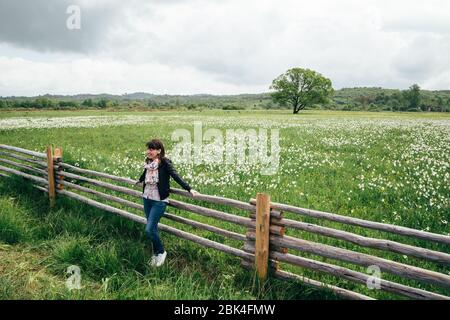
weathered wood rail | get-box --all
[0,143,449,300]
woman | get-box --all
[135,139,199,267]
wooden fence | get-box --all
[0,143,449,300]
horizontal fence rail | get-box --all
[0,144,449,300]
[0,144,47,159]
[275,218,450,265]
[246,232,450,289]
[0,150,48,168]
[59,161,258,213]
[250,199,450,245]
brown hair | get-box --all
[145,139,165,163]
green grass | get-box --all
[0,110,449,299]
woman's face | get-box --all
[146,148,160,160]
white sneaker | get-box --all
[150,255,157,267]
[155,251,167,267]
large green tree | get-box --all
[270,68,334,114]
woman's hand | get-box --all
[134,180,143,187]
[190,189,200,197]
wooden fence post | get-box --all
[255,192,270,281]
[46,145,56,207]
[54,147,63,191]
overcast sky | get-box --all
[1,0,450,96]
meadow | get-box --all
[0,109,449,299]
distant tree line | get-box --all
[0,97,120,110]
[328,84,449,112]
[0,97,248,111]
[0,84,448,112]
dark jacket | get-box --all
[138,157,191,200]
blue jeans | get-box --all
[143,198,167,255]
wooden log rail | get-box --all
[54,178,247,242]
[250,199,450,245]
[0,144,47,159]
[272,218,450,265]
[0,164,252,260]
[0,152,261,247]
[1,143,449,300]
[0,157,47,176]
[58,188,253,260]
[272,269,375,300]
[0,150,47,167]
[54,174,369,300]
[243,241,448,300]
[0,167,390,300]
[51,185,253,260]
[246,232,450,290]
[0,146,254,247]
[53,169,257,236]
[54,163,450,274]
[271,252,449,300]
[58,161,257,213]
[244,200,450,299]
[0,164,49,186]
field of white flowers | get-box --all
[0,110,448,299]
[2,111,447,228]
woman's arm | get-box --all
[166,159,191,192]
[138,169,146,182]
[134,169,146,186]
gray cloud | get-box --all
[392,34,450,84]
[0,0,122,53]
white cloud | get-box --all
[0,55,263,96]
[1,0,450,96]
